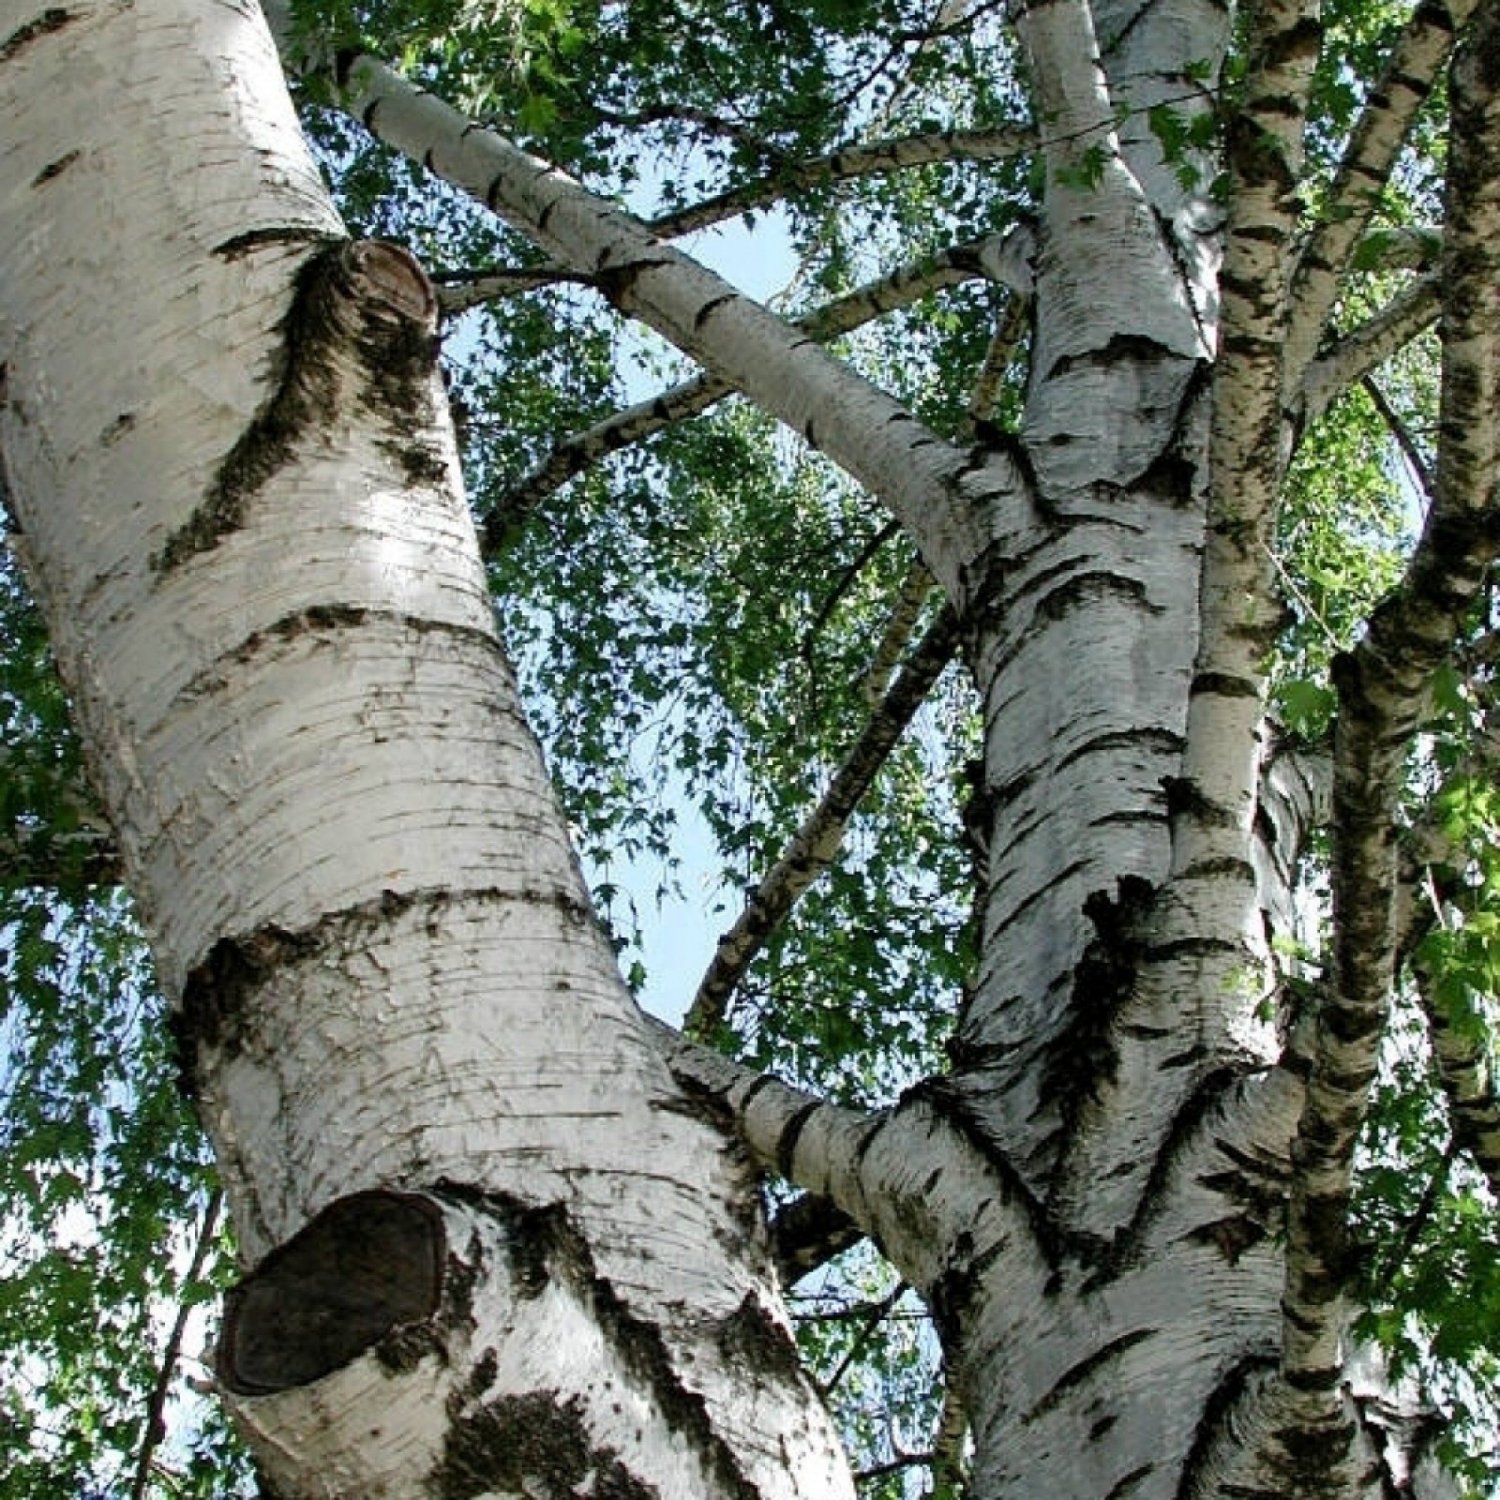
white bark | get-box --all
[315,45,1003,602]
[2,0,1481,1493]
[0,3,852,1493]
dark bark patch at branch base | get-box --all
[1023,1326,1155,1425]
[435,1182,767,1500]
[716,1291,804,1389]
[1042,874,1157,1138]
[155,240,447,572]
[154,245,349,572]
[438,1392,661,1500]
[172,923,323,1097]
[218,1190,445,1395]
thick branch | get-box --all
[316,50,1003,598]
[655,1027,1039,1295]
[1285,0,1479,386]
[1166,0,1321,980]
[1422,976,1500,1202]
[1297,274,1441,428]
[648,124,1035,240]
[484,234,1025,543]
[1277,8,1500,1468]
[683,605,959,1038]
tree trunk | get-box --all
[0,0,1480,1494]
[0,2,851,1494]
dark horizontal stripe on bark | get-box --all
[178,606,509,703]
[172,884,595,1097]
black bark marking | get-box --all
[1044,332,1180,383]
[1042,875,1157,1140]
[171,885,592,1101]
[31,149,78,186]
[1174,1355,1277,1500]
[439,1392,661,1500]
[1054,727,1184,779]
[218,1190,446,1395]
[775,1100,821,1180]
[1104,1464,1156,1498]
[176,606,506,704]
[901,1076,1066,1265]
[693,293,735,329]
[155,240,445,573]
[213,226,337,261]
[154,247,344,571]
[436,1185,767,1499]
[1024,1327,1155,1424]
[1186,1214,1269,1264]
[0,6,72,62]
[717,1291,803,1388]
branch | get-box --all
[653,1025,1041,1293]
[129,1187,223,1500]
[1363,374,1435,502]
[482,232,1026,544]
[1351,223,1444,274]
[929,1376,969,1500]
[856,560,936,708]
[683,605,959,1038]
[1422,974,1500,1203]
[433,263,597,315]
[1167,0,1321,953]
[815,1281,907,1397]
[314,50,1005,597]
[1296,274,1441,429]
[0,746,120,891]
[1285,0,1479,387]
[647,124,1035,239]
[963,288,1028,433]
[853,1451,937,1485]
[1277,10,1500,1468]
[0,821,119,891]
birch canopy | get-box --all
[1,0,1499,1496]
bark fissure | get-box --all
[171,882,599,1098]
[0,4,70,61]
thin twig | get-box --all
[684,606,959,1037]
[129,1187,224,1500]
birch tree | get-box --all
[1,0,1498,1496]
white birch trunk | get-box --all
[0,0,1476,1494]
[0,2,852,1494]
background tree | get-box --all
[1,0,1498,1495]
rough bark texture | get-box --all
[0,2,851,1494]
[2,0,1490,1494]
